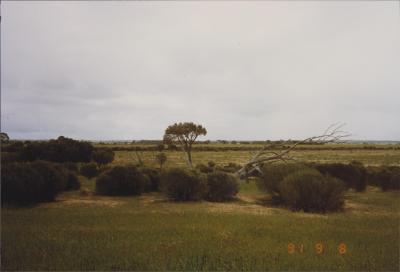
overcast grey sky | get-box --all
[1,1,399,140]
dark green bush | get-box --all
[1,161,67,205]
[279,169,346,213]
[80,162,99,178]
[257,163,311,200]
[313,161,367,192]
[139,166,161,192]
[206,171,239,202]
[368,166,400,191]
[19,136,94,163]
[96,166,148,196]
[92,149,115,165]
[65,172,81,190]
[161,168,207,201]
[63,162,79,173]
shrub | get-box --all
[96,166,148,196]
[139,166,161,192]
[1,161,67,205]
[279,169,346,213]
[369,166,400,191]
[19,136,94,163]
[313,161,367,192]
[195,163,214,174]
[80,162,99,178]
[161,168,207,201]
[206,171,239,202]
[63,162,79,173]
[257,163,311,200]
[92,149,115,165]
[65,172,81,190]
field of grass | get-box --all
[2,179,399,271]
[113,148,400,168]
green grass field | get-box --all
[113,148,400,167]
[2,146,400,271]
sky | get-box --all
[1,1,399,141]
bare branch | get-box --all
[236,123,350,179]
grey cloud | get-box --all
[1,1,399,140]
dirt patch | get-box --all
[138,195,167,205]
[40,195,123,208]
[344,200,398,216]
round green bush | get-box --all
[96,165,148,196]
[1,161,67,205]
[257,163,311,200]
[80,162,99,178]
[161,168,207,201]
[279,169,346,213]
[65,172,81,191]
[139,166,161,192]
[379,167,400,191]
[92,149,115,166]
[206,171,239,202]
[313,161,367,192]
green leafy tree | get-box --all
[163,122,207,167]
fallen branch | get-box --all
[236,123,350,179]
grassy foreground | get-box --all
[2,180,399,271]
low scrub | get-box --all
[92,149,115,166]
[257,163,311,200]
[1,161,68,205]
[367,166,400,191]
[65,172,81,190]
[80,162,99,179]
[161,168,207,201]
[195,163,214,174]
[206,171,239,202]
[312,161,367,192]
[279,169,346,213]
[139,166,161,192]
[96,166,148,196]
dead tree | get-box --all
[236,123,350,179]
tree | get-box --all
[155,152,167,170]
[163,122,207,167]
[0,132,10,143]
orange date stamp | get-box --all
[287,242,347,254]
